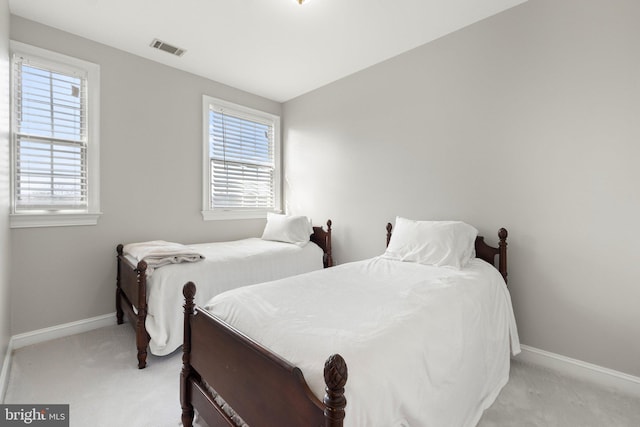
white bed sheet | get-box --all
[144,238,324,356]
[204,256,520,427]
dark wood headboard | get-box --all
[385,223,508,284]
[310,219,333,268]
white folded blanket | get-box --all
[123,240,205,276]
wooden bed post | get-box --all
[498,228,508,285]
[326,219,333,267]
[311,219,334,268]
[181,282,196,427]
[135,260,149,369]
[323,354,348,427]
[386,223,393,247]
[116,244,124,325]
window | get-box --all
[202,96,281,220]
[10,42,100,228]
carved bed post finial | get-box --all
[323,353,348,427]
[386,223,393,247]
[183,281,196,318]
[326,219,333,267]
[181,282,197,427]
[498,228,508,285]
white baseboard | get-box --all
[1,312,117,402]
[516,344,640,398]
[10,312,117,350]
[0,340,14,403]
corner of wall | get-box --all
[0,0,13,401]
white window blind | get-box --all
[13,55,88,211]
[207,103,278,212]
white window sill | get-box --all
[10,212,102,229]
[201,209,281,221]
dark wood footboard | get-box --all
[116,219,334,369]
[181,282,348,427]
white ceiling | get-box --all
[9,0,527,102]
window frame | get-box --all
[201,95,281,221]
[9,41,101,228]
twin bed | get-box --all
[116,217,333,368]
[179,218,520,427]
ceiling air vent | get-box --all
[150,39,186,57]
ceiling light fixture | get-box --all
[296,0,306,4]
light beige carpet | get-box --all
[4,323,640,427]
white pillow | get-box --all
[261,213,314,247]
[383,217,478,269]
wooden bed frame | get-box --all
[115,220,333,369]
[180,225,508,427]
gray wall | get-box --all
[283,0,640,377]
[0,0,11,367]
[9,16,281,334]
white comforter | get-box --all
[204,256,520,427]
[141,238,323,356]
